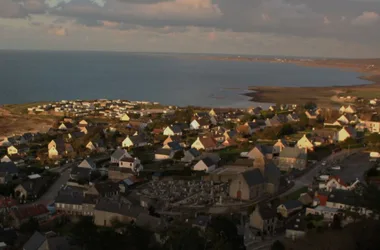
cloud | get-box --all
[207,31,216,41]
[120,0,223,20]
[324,16,331,25]
[48,26,68,36]
[0,0,28,18]
[352,11,379,25]
[44,0,106,8]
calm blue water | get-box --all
[0,51,369,108]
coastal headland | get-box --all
[199,56,380,106]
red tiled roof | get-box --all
[199,137,217,149]
[316,194,328,206]
[11,204,49,220]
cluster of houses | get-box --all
[2,99,380,249]
[27,99,172,118]
[248,172,371,241]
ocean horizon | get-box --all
[0,50,369,108]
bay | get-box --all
[0,50,368,108]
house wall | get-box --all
[56,203,84,216]
[249,208,264,231]
[247,148,264,160]
[278,157,306,172]
[305,207,338,221]
[193,161,215,173]
[286,229,306,239]
[297,137,314,151]
[122,138,133,148]
[229,176,265,201]
[191,139,205,150]
[190,120,200,130]
[163,128,174,136]
[337,130,350,142]
[119,161,135,169]
[155,154,171,161]
[94,210,135,227]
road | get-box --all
[280,148,362,197]
[36,163,73,205]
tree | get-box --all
[279,123,295,136]
[304,102,317,110]
[20,218,40,233]
[271,240,285,250]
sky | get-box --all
[0,0,379,57]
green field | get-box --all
[3,102,50,115]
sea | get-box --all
[0,50,369,108]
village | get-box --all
[1,97,380,249]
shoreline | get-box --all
[198,56,380,106]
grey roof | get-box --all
[282,200,303,210]
[201,157,215,167]
[70,167,91,179]
[242,169,266,187]
[231,158,254,167]
[94,181,120,195]
[130,135,147,145]
[20,177,49,195]
[169,125,182,134]
[0,162,18,174]
[111,148,129,160]
[156,148,172,156]
[23,231,45,250]
[78,158,96,169]
[95,198,145,218]
[46,237,70,250]
[256,144,273,155]
[279,147,307,160]
[167,141,182,151]
[258,204,277,220]
[55,193,84,205]
[327,190,359,206]
[264,161,281,183]
[188,148,201,158]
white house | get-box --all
[319,176,360,191]
[111,148,132,164]
[7,145,28,156]
[163,125,182,136]
[193,157,217,173]
[209,109,217,117]
[119,156,141,170]
[336,127,357,142]
[190,119,209,130]
[273,139,288,155]
[122,135,148,148]
[363,120,380,133]
[78,158,97,169]
[86,141,97,151]
[191,137,218,151]
[296,134,314,151]
[154,148,174,161]
[339,105,357,114]
[120,114,130,122]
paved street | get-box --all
[37,163,73,205]
[280,148,363,197]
